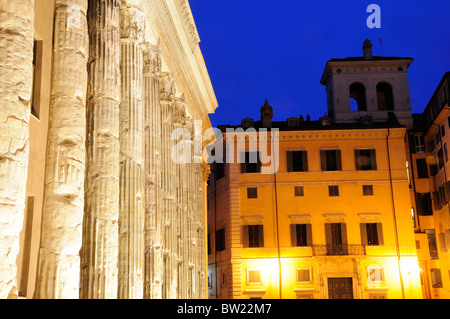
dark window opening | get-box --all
[294,186,304,197]
[363,185,374,196]
[328,185,339,197]
[416,158,429,179]
[320,150,342,171]
[247,187,257,199]
[287,151,308,172]
[377,82,394,111]
[215,228,226,252]
[349,82,367,111]
[241,152,261,174]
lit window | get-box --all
[247,269,262,285]
[431,269,443,288]
[367,266,385,283]
[297,268,312,284]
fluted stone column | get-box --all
[118,0,145,299]
[81,0,121,299]
[159,72,176,298]
[36,0,88,299]
[142,43,162,299]
[0,0,34,299]
[173,97,187,298]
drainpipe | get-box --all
[386,128,406,299]
[271,131,282,299]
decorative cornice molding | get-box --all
[174,0,200,49]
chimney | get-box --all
[260,99,273,128]
[363,39,373,60]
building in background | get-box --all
[0,0,217,299]
[206,40,447,299]
[408,72,450,299]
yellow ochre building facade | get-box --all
[207,40,431,299]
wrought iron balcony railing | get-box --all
[312,244,366,256]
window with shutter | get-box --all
[244,225,264,248]
[321,150,342,171]
[241,152,261,173]
[287,151,308,172]
[355,149,377,170]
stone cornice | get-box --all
[174,0,200,49]
[222,127,406,143]
[146,0,218,117]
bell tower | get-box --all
[320,39,414,129]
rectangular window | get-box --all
[417,193,433,216]
[430,162,438,176]
[31,40,42,119]
[247,270,262,285]
[240,152,261,173]
[291,224,312,247]
[247,187,257,199]
[243,225,264,248]
[367,266,385,283]
[445,144,448,163]
[362,185,373,196]
[328,185,339,197]
[416,158,429,179]
[438,148,445,169]
[207,233,211,255]
[360,223,383,246]
[426,229,439,260]
[320,150,342,171]
[215,162,225,180]
[431,269,443,288]
[325,223,348,255]
[297,268,312,284]
[414,135,425,153]
[294,186,304,197]
[287,150,308,172]
[215,228,226,252]
[355,149,377,170]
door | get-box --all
[328,277,353,299]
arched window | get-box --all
[349,83,367,111]
[377,82,394,110]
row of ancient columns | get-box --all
[0,0,207,299]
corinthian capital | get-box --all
[120,0,146,42]
[160,72,176,102]
[173,97,187,125]
[143,42,162,75]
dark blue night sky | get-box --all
[189,0,450,128]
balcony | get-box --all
[312,244,366,256]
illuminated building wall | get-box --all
[408,72,450,299]
[207,41,425,299]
